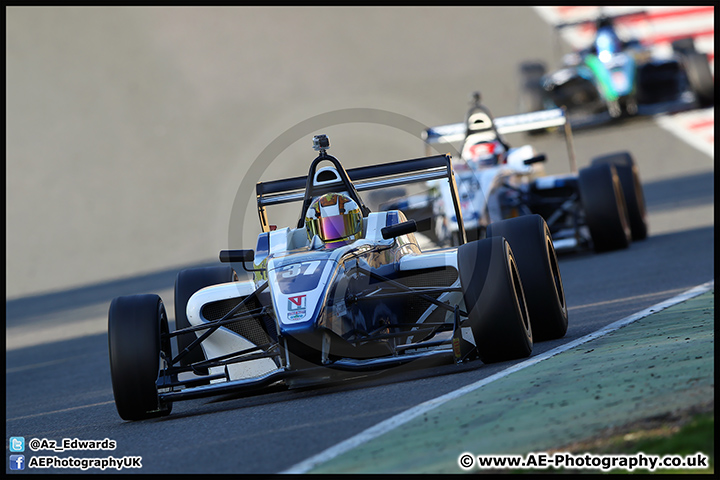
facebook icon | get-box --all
[9,455,25,471]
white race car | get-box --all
[107,134,568,421]
[411,92,648,253]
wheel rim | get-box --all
[547,234,566,312]
[508,252,531,337]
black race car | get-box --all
[519,10,714,128]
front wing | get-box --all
[157,269,477,402]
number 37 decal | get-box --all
[279,261,322,278]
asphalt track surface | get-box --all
[6,7,714,474]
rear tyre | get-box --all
[683,52,714,107]
[518,61,549,135]
[519,83,546,114]
[175,265,237,372]
[458,236,533,363]
[108,294,172,421]
[591,152,647,241]
[671,37,696,55]
[486,215,568,341]
[578,163,631,252]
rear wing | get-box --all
[422,108,577,173]
[423,108,567,143]
[256,153,468,244]
[554,10,648,30]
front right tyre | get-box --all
[108,294,172,421]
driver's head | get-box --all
[596,27,622,55]
[305,193,363,248]
[464,139,507,166]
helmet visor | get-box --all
[307,212,361,242]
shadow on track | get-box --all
[643,170,714,213]
[6,260,218,324]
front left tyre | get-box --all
[458,236,533,363]
[578,163,632,252]
[486,215,568,341]
[591,151,647,241]
[108,294,172,421]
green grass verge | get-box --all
[580,412,714,474]
[495,409,713,474]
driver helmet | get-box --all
[305,193,363,248]
[464,139,507,167]
[595,27,622,57]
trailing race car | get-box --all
[519,10,714,127]
[386,93,647,253]
[107,134,568,421]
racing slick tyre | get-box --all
[108,294,172,421]
[486,215,568,341]
[433,216,452,247]
[518,61,549,135]
[520,61,546,78]
[519,84,546,116]
[175,265,237,373]
[578,163,631,253]
[683,52,714,108]
[458,236,533,363]
[671,37,696,55]
[591,152,648,241]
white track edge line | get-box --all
[282,279,714,474]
